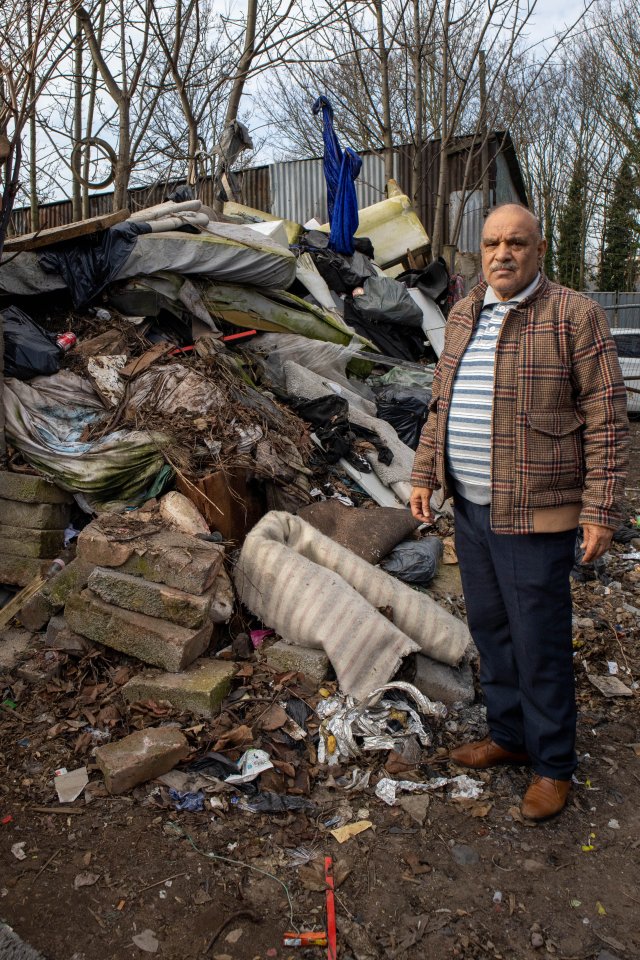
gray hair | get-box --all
[483,203,543,239]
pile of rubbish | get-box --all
[0,113,480,828]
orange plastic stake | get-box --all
[325,856,337,960]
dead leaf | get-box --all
[330,820,372,843]
[629,743,640,756]
[74,871,100,889]
[260,705,288,731]
[271,759,296,779]
[213,725,253,751]
[470,802,493,818]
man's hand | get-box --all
[410,486,434,524]
[581,523,613,564]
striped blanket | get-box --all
[234,511,472,700]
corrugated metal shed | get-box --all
[8,131,527,255]
[269,152,398,225]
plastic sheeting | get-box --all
[247,332,376,412]
[39,220,152,308]
[4,371,168,511]
[115,223,297,290]
[283,360,415,502]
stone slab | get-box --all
[94,726,189,794]
[264,640,329,687]
[0,471,74,504]
[77,519,224,595]
[122,660,237,717]
[0,530,66,558]
[0,555,54,588]
[413,655,475,706]
[46,621,93,656]
[0,499,71,531]
[19,559,95,632]
[65,589,213,671]
[88,566,216,628]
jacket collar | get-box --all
[468,273,549,309]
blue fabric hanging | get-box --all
[312,96,362,255]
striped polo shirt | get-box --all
[446,273,540,505]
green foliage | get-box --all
[598,155,640,291]
[556,161,586,289]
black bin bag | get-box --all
[1,306,61,380]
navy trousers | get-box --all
[454,495,578,780]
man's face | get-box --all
[481,207,547,300]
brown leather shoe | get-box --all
[521,775,571,821]
[449,735,530,769]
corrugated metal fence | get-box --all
[587,292,640,329]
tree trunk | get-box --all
[374,0,394,181]
[72,13,83,221]
[410,0,424,209]
[431,0,451,259]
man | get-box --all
[410,204,629,820]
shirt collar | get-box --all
[483,272,541,309]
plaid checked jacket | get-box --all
[411,277,630,534]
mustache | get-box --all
[490,262,516,272]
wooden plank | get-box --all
[4,208,130,253]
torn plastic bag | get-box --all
[39,220,152,308]
[308,246,376,295]
[291,394,392,467]
[380,537,443,585]
[375,773,483,805]
[169,788,205,812]
[375,385,432,449]
[316,681,446,766]
[234,792,317,814]
[350,276,424,328]
[1,306,61,380]
[246,332,375,410]
[397,259,450,311]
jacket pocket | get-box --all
[526,409,585,436]
[523,408,585,493]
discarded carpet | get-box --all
[234,511,472,700]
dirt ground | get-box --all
[1,426,639,960]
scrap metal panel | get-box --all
[269,152,398,226]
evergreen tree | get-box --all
[599,156,639,291]
[556,160,586,289]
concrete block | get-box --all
[88,566,215,628]
[64,589,213,671]
[0,555,54,588]
[94,726,189,794]
[122,660,237,717]
[0,471,73,504]
[264,640,329,687]
[46,622,92,656]
[0,526,66,558]
[0,499,70,531]
[77,521,223,595]
[413,655,475,706]
[18,559,94,631]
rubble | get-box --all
[264,640,330,687]
[121,660,237,716]
[94,726,189,794]
[64,590,214,672]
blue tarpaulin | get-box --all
[312,96,362,256]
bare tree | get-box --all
[0,0,75,255]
